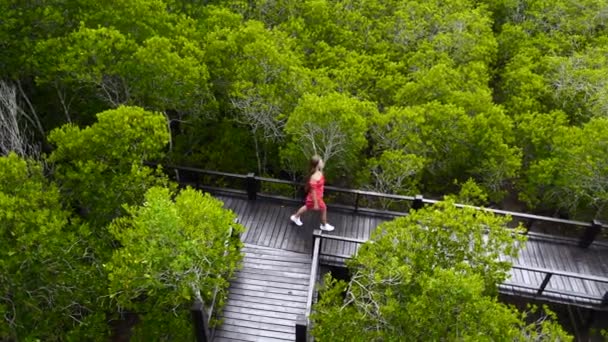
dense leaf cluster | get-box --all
[2,0,607,219]
[0,107,243,340]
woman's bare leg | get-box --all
[294,205,308,218]
[320,207,327,224]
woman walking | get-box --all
[290,155,335,231]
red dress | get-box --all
[305,175,326,210]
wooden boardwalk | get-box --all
[216,194,608,311]
[214,244,310,341]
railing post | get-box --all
[312,229,322,256]
[230,218,241,240]
[354,191,360,212]
[191,297,210,342]
[602,291,608,307]
[412,194,424,210]
[579,219,602,248]
[537,273,552,296]
[295,314,307,342]
[246,172,258,201]
[523,218,535,235]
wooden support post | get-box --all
[523,218,535,235]
[602,291,608,307]
[295,314,307,342]
[230,218,241,240]
[354,191,360,212]
[195,171,201,190]
[246,173,258,201]
[537,273,552,296]
[312,229,322,256]
[412,194,424,210]
[579,220,602,248]
[191,297,210,342]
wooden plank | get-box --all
[279,224,295,252]
[294,210,313,253]
[344,210,356,257]
[561,246,603,297]
[241,261,310,275]
[244,243,310,255]
[523,239,545,286]
[243,251,312,263]
[228,197,248,224]
[215,328,291,342]
[250,202,273,245]
[256,203,278,247]
[240,202,259,242]
[232,277,310,291]
[264,203,285,247]
[235,270,310,286]
[228,288,308,303]
[266,203,286,248]
[247,201,267,245]
[221,317,294,334]
[222,304,303,321]
[228,292,306,313]
[235,267,310,280]
[230,282,309,297]
[244,256,312,270]
[541,242,570,293]
[273,206,294,250]
[214,324,295,341]
[280,210,298,251]
[333,213,346,257]
[223,309,301,326]
[269,206,288,250]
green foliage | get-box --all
[311,200,570,341]
[0,153,107,340]
[283,92,376,180]
[106,186,244,340]
[372,102,521,200]
[356,200,525,289]
[522,117,608,220]
[452,178,489,205]
[358,150,425,209]
[48,105,171,229]
[4,0,605,337]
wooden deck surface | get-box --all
[217,194,608,310]
[214,244,310,341]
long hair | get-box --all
[305,155,322,193]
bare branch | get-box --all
[0,80,41,157]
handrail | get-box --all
[510,264,608,283]
[306,230,322,319]
[297,230,323,342]
[153,163,606,247]
[311,232,608,306]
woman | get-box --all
[290,155,335,231]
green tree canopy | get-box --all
[106,186,244,340]
[311,200,570,341]
[0,153,106,340]
[282,92,376,180]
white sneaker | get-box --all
[320,223,335,231]
[290,215,303,226]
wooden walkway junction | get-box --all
[213,244,310,341]
[154,165,608,340]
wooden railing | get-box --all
[503,264,608,304]
[153,163,607,248]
